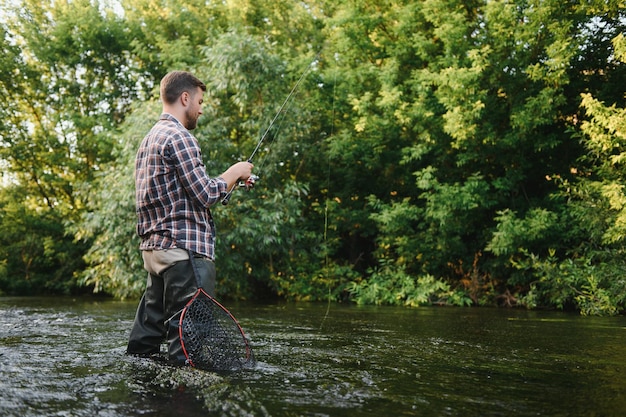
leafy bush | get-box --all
[348,260,471,307]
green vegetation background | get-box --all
[1,0,625,315]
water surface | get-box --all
[1,297,625,416]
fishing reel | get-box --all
[239,174,259,190]
[221,174,259,206]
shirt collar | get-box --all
[160,113,184,127]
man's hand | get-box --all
[221,161,254,190]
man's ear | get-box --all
[180,91,190,106]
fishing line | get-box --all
[221,57,317,205]
[246,94,292,180]
[320,56,337,331]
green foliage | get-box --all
[348,260,471,307]
[514,249,626,316]
[576,274,620,317]
[72,102,159,299]
[367,196,422,270]
[0,186,86,294]
[508,73,626,315]
[214,180,314,299]
[0,0,147,295]
[576,93,626,244]
[486,208,560,257]
[1,0,626,316]
[122,0,228,72]
[506,31,626,315]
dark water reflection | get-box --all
[1,297,625,416]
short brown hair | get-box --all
[159,71,207,104]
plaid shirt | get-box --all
[135,113,228,260]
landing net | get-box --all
[179,289,255,371]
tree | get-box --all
[514,33,626,315]
[0,0,149,294]
[2,0,626,314]
[325,0,625,309]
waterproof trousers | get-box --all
[126,249,216,364]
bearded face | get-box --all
[184,88,204,130]
[185,107,199,130]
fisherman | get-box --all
[126,70,253,364]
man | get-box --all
[126,70,253,364]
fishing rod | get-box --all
[221,58,315,205]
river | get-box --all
[1,296,625,416]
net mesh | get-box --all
[180,290,255,371]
